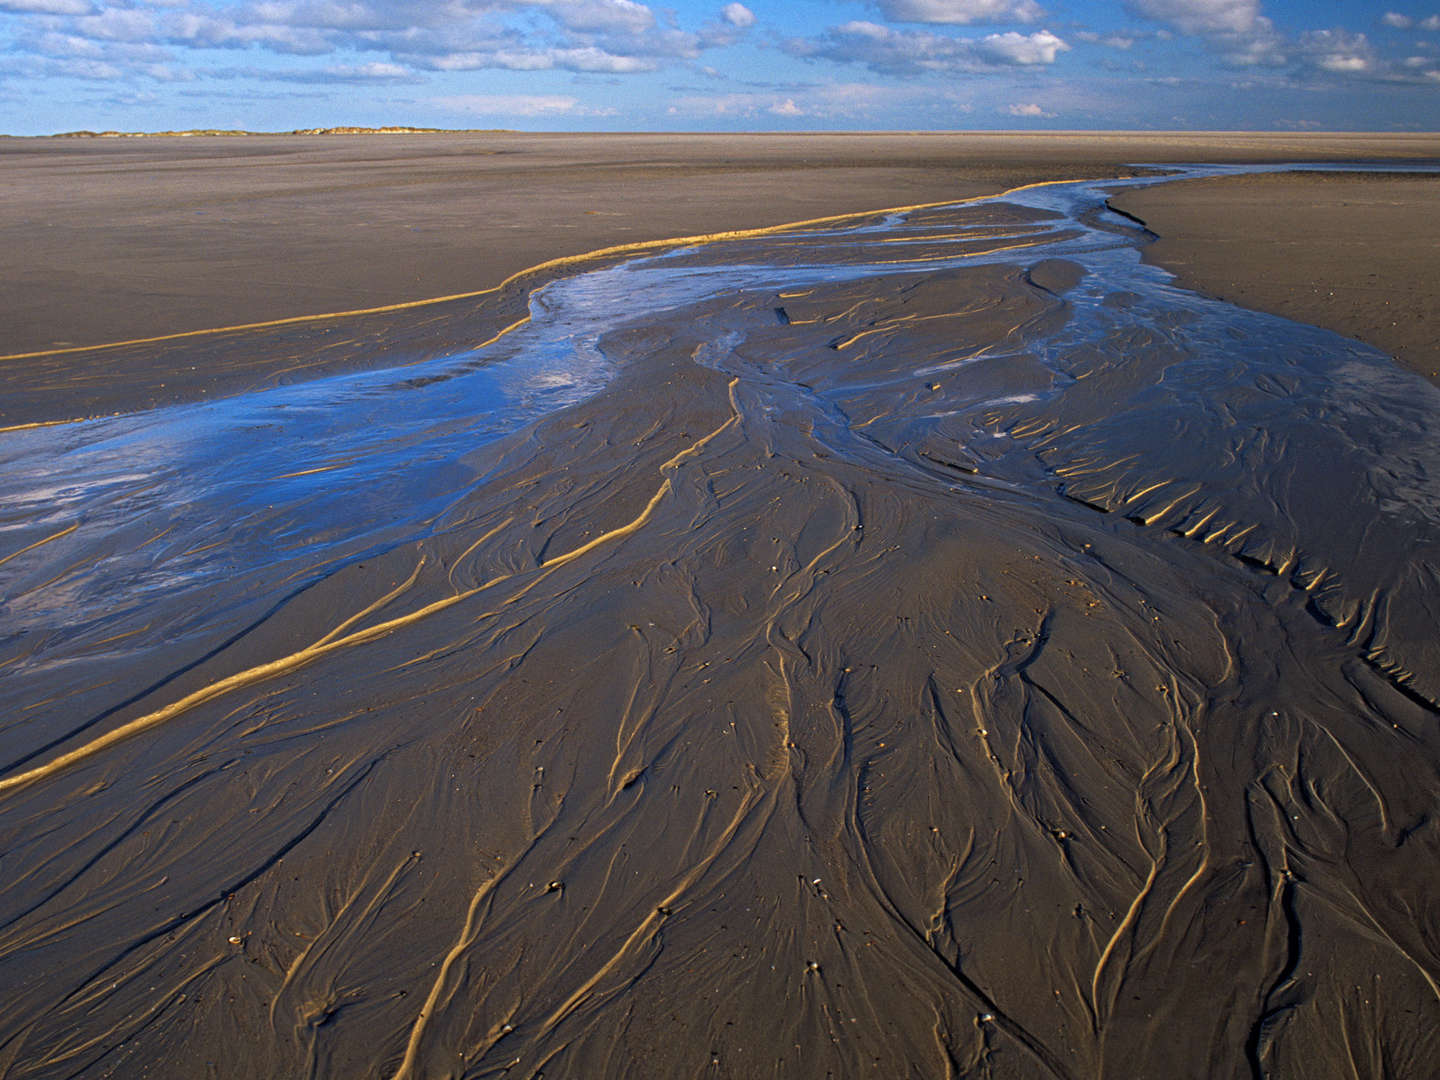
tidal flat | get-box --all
[1,134,1439,1078]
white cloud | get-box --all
[874,0,1044,24]
[424,50,523,70]
[17,54,124,78]
[1318,54,1368,72]
[1299,28,1378,75]
[418,44,659,72]
[65,8,161,42]
[980,28,1068,63]
[246,58,419,82]
[245,1,405,32]
[790,22,1069,74]
[551,45,660,70]
[322,61,411,79]
[667,82,919,120]
[31,30,104,57]
[1004,101,1054,116]
[1379,11,1439,30]
[0,0,93,12]
[434,93,615,117]
[1124,0,1262,36]
[721,2,755,28]
[535,0,655,35]
[1076,30,1137,49]
[1,0,724,84]
[1220,31,1285,66]
[1121,0,1293,69]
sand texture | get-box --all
[2,138,1440,1078]
[1109,170,1440,384]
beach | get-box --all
[1,133,1439,1079]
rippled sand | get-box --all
[2,166,1440,1078]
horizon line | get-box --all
[7,126,1440,139]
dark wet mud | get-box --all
[2,169,1439,1078]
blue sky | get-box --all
[1,0,1438,133]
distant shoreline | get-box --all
[47,126,516,138]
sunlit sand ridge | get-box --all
[1,166,1438,1078]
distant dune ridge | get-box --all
[50,125,513,138]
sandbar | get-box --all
[1109,169,1440,384]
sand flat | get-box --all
[4,132,1440,425]
[1109,170,1440,384]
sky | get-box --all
[2,0,1439,133]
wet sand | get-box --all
[3,139,1440,1079]
[1109,170,1440,385]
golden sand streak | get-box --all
[274,464,343,480]
[536,796,759,1036]
[1124,480,1174,504]
[270,852,418,1033]
[0,419,82,434]
[446,516,517,591]
[88,626,151,650]
[0,476,680,796]
[1090,839,1161,1026]
[0,523,79,569]
[309,559,428,650]
[877,228,1039,244]
[387,861,509,1080]
[538,481,671,571]
[863,237,1059,267]
[0,584,483,797]
[833,307,992,351]
[659,378,741,473]
[0,180,1101,367]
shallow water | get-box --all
[2,166,1438,1078]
